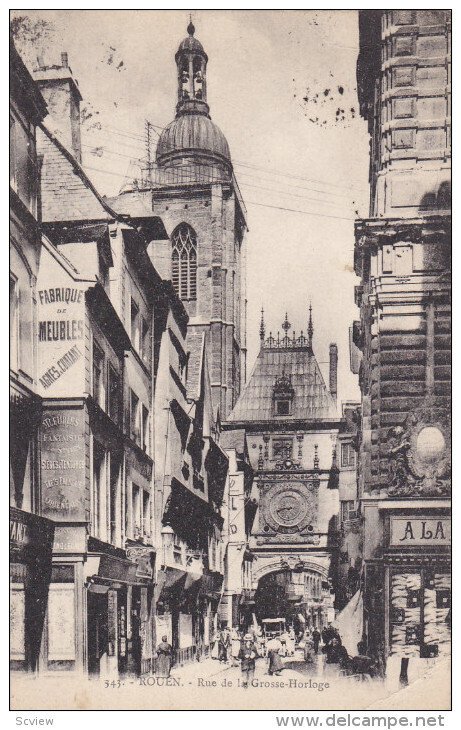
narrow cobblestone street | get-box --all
[172,648,362,687]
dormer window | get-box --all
[273,373,294,417]
[276,399,290,416]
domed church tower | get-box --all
[151,21,248,419]
[156,21,231,179]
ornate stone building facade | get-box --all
[224,311,343,630]
[354,10,451,681]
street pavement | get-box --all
[171,647,337,683]
[168,647,449,710]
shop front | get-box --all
[10,507,55,672]
[85,539,155,677]
[125,544,156,675]
[383,509,451,684]
[155,567,187,665]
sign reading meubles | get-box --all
[37,285,86,397]
[41,409,86,521]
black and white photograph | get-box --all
[9,8,452,713]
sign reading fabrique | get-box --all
[37,286,86,397]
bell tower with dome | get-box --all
[155,21,232,179]
[148,20,248,420]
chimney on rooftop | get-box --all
[329,343,338,404]
[33,51,82,163]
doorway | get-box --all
[87,590,108,676]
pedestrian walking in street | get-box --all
[303,630,315,664]
[155,635,173,678]
[210,629,219,660]
[287,626,296,656]
[322,623,335,646]
[279,630,289,657]
[230,627,241,667]
[312,628,321,654]
[239,633,258,688]
[218,625,231,663]
[257,626,267,657]
[324,637,349,668]
[266,636,284,676]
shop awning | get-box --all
[163,567,187,590]
[200,572,224,600]
[184,572,202,591]
[333,590,363,656]
[97,554,138,584]
[155,567,187,603]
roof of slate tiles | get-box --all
[38,123,117,223]
[227,344,337,424]
[105,191,154,218]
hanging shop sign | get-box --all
[390,516,451,547]
[126,545,155,580]
[41,409,86,521]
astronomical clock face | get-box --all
[259,480,318,538]
[270,489,308,529]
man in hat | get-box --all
[312,627,321,654]
[218,624,231,663]
[239,633,258,688]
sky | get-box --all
[13,9,370,404]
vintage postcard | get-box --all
[9,8,451,712]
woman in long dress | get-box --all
[156,635,172,678]
[303,631,315,664]
[267,636,284,675]
[230,627,241,667]
[211,630,219,659]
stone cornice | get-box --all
[355,215,451,249]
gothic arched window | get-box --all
[171,224,197,301]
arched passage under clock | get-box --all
[245,557,334,635]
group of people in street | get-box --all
[152,621,374,684]
[303,623,376,679]
[211,623,297,685]
[301,623,348,670]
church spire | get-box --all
[308,302,314,348]
[175,20,209,118]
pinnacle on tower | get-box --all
[259,307,266,342]
[308,302,314,348]
[282,312,291,333]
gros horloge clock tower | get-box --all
[224,310,343,629]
